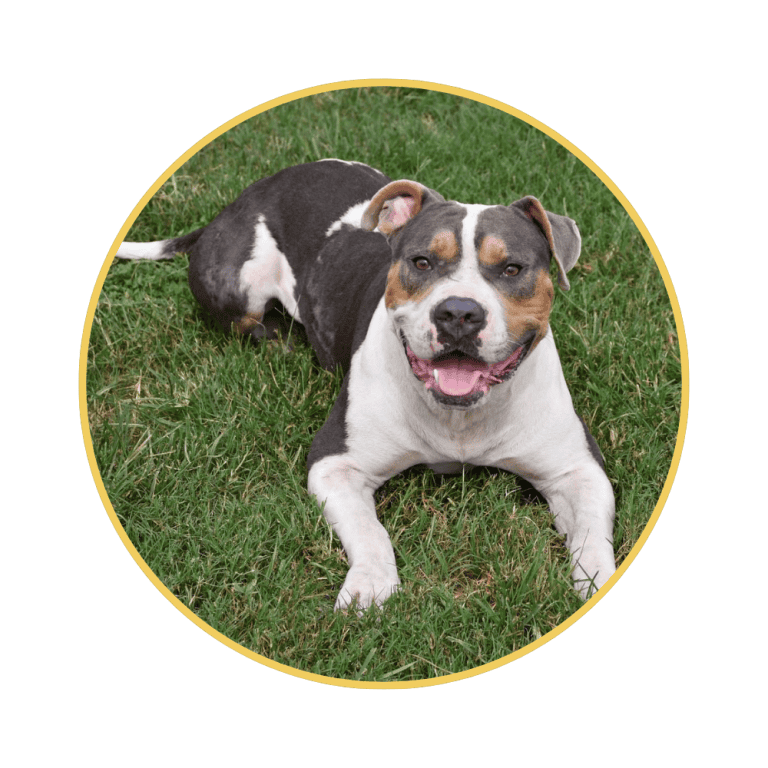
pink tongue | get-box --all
[433,357,487,396]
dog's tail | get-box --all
[116,227,206,261]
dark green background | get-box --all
[7,2,765,765]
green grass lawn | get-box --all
[85,86,683,684]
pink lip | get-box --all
[405,345,525,398]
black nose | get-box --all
[432,296,487,341]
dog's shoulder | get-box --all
[300,226,391,371]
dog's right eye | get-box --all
[412,257,432,271]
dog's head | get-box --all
[361,179,581,408]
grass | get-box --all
[85,86,682,683]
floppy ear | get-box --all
[361,180,443,236]
[510,196,581,291]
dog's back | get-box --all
[118,160,392,340]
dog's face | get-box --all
[361,180,581,408]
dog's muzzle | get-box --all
[403,335,532,407]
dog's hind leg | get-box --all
[232,302,294,341]
[188,215,303,339]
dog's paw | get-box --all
[334,565,400,613]
[572,548,616,600]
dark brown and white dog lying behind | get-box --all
[117,159,616,610]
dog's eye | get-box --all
[503,264,521,277]
[413,257,432,271]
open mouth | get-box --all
[404,340,529,407]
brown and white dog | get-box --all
[118,159,616,611]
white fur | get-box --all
[317,158,370,166]
[239,215,301,322]
[115,240,174,260]
[309,294,616,609]
[324,200,371,237]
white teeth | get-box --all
[433,369,439,385]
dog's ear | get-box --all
[510,196,581,291]
[361,180,444,236]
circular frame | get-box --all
[80,78,688,688]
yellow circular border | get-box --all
[79,78,688,689]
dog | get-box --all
[117,159,616,611]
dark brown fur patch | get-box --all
[477,235,508,267]
[429,230,459,261]
[501,269,555,351]
[234,312,263,334]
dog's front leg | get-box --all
[536,464,616,599]
[308,455,400,611]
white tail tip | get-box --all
[116,240,173,260]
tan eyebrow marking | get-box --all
[477,235,508,266]
[428,230,459,261]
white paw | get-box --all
[334,564,401,612]
[572,547,616,599]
